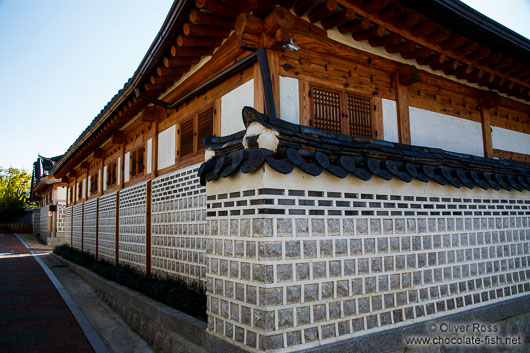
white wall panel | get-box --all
[124,153,130,183]
[221,79,254,136]
[158,125,176,170]
[147,138,152,174]
[279,76,299,124]
[382,98,398,143]
[492,127,530,155]
[410,107,484,157]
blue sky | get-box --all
[0,0,528,172]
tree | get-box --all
[0,167,32,222]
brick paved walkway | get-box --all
[0,234,94,353]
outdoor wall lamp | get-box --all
[282,38,300,52]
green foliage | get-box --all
[53,244,207,321]
[0,167,32,222]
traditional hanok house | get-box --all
[30,154,67,245]
[46,0,530,351]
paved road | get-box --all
[0,233,94,353]
[0,234,153,353]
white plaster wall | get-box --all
[87,176,91,197]
[492,127,530,155]
[410,107,484,157]
[56,186,66,202]
[279,76,299,124]
[103,166,107,191]
[147,138,152,174]
[158,125,176,170]
[382,98,398,143]
[98,169,101,193]
[221,79,254,136]
[124,153,130,183]
[82,178,87,198]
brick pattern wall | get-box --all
[119,182,147,271]
[72,203,83,250]
[39,206,49,237]
[83,198,98,256]
[151,164,207,283]
[65,206,72,246]
[205,170,530,351]
[98,192,117,264]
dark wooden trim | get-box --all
[145,181,152,275]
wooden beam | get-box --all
[163,56,201,68]
[182,23,231,38]
[385,40,416,54]
[92,149,104,159]
[170,45,214,57]
[308,0,337,23]
[369,33,401,47]
[250,0,275,18]
[112,132,126,145]
[177,35,223,48]
[293,0,313,17]
[338,18,371,34]
[188,9,235,29]
[352,25,385,41]
[195,0,239,19]
[411,20,438,37]
[264,7,294,35]
[321,8,355,30]
[394,71,411,144]
[397,64,420,86]
[373,96,384,139]
[141,107,158,122]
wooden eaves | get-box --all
[51,0,530,178]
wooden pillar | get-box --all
[146,181,152,275]
[394,65,418,145]
[254,62,265,113]
[480,106,493,159]
[115,191,120,267]
[267,49,280,118]
[394,72,411,145]
[373,96,384,140]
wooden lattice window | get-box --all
[130,147,145,178]
[310,85,373,138]
[89,172,98,194]
[180,118,194,158]
[197,107,214,151]
[347,94,372,138]
[312,87,342,135]
[106,161,117,187]
[178,106,214,159]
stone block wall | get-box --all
[39,206,49,237]
[98,192,117,264]
[205,165,530,352]
[72,203,83,250]
[32,209,40,236]
[65,206,72,246]
[83,198,98,256]
[151,164,207,283]
[118,182,147,271]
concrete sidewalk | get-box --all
[1,233,153,353]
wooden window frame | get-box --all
[129,146,145,179]
[106,161,117,188]
[177,105,214,163]
[309,83,376,138]
[89,172,99,195]
[77,181,83,200]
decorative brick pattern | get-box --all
[98,192,117,264]
[205,169,530,351]
[118,182,147,271]
[57,202,66,234]
[83,198,98,256]
[151,164,207,283]
[72,203,83,250]
[39,206,48,237]
[65,206,72,246]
